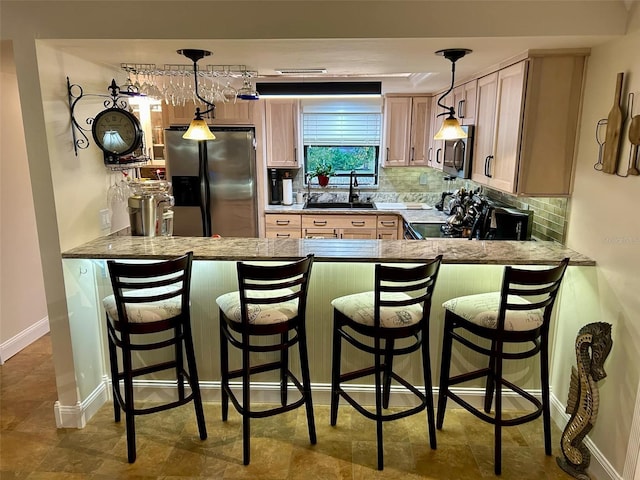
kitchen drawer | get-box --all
[377,215,399,229]
[302,214,377,230]
[265,229,302,239]
[265,213,302,229]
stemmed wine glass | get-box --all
[222,77,237,104]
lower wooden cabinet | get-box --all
[302,214,377,239]
[265,213,302,238]
[377,215,400,240]
[265,213,402,240]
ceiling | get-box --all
[49,35,614,94]
[37,0,635,94]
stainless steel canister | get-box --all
[128,194,157,236]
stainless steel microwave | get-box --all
[442,125,474,179]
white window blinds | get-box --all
[301,98,382,146]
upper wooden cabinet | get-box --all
[452,80,477,126]
[429,94,449,170]
[382,95,431,167]
[265,99,299,168]
[162,100,255,126]
[471,52,587,196]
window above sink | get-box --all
[301,98,382,187]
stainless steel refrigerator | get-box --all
[165,126,258,237]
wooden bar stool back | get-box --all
[215,254,315,465]
[437,258,570,475]
[103,251,207,463]
[330,255,443,470]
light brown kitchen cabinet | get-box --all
[302,214,377,239]
[452,79,477,126]
[428,94,449,170]
[377,215,400,240]
[162,100,254,126]
[265,99,299,168]
[472,52,587,196]
[264,213,302,238]
[383,95,431,167]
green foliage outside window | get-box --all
[305,146,377,174]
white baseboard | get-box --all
[55,380,617,480]
[0,317,49,364]
[54,378,109,428]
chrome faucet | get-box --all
[348,170,359,203]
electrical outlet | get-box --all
[99,209,111,230]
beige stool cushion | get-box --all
[102,286,182,323]
[442,292,544,331]
[331,291,423,328]
[216,288,298,325]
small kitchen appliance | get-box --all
[432,188,533,240]
[127,180,174,237]
[269,168,283,205]
[442,125,474,179]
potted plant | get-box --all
[308,162,334,187]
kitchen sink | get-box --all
[303,201,376,210]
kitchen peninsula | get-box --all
[63,234,594,265]
[59,234,594,429]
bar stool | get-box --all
[215,254,315,465]
[436,258,570,475]
[102,252,207,463]
[330,256,443,470]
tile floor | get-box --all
[1,335,574,479]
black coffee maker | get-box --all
[268,169,283,205]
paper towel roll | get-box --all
[282,178,293,205]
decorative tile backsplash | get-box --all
[290,166,568,242]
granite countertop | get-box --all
[62,235,595,266]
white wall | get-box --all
[554,3,640,477]
[0,41,48,362]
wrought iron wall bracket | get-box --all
[67,77,131,156]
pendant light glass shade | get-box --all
[182,117,216,140]
[434,114,467,140]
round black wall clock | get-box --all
[91,107,143,159]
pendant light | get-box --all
[434,48,472,141]
[178,49,216,141]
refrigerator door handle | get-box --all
[198,141,212,237]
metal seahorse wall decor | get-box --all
[557,322,613,480]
